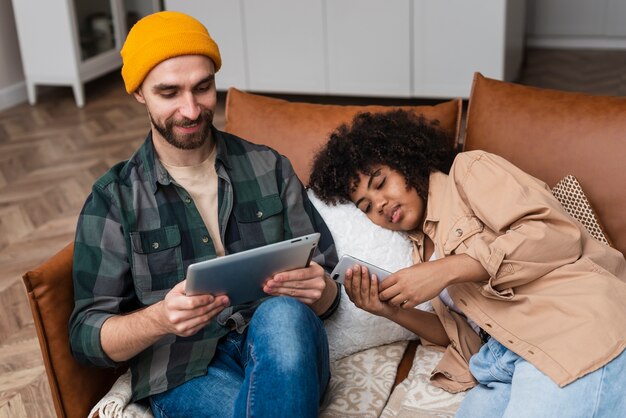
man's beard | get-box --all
[150,110,213,150]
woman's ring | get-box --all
[400,299,409,307]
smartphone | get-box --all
[330,255,391,284]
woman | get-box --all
[309,109,626,417]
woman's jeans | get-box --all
[150,297,330,418]
[456,337,626,418]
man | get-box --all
[69,11,339,418]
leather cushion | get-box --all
[224,88,463,186]
[465,73,626,257]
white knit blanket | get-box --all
[88,370,153,418]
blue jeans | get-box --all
[456,338,626,418]
[150,297,330,418]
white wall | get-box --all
[527,0,626,49]
[0,0,27,111]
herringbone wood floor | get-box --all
[1,48,625,417]
[0,72,171,418]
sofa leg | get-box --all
[393,339,419,388]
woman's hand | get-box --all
[379,254,489,308]
[344,264,399,318]
[344,264,452,347]
[379,261,448,308]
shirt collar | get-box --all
[213,127,232,171]
[406,170,448,260]
[138,127,230,194]
[422,170,449,232]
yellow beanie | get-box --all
[120,11,222,94]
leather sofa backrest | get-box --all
[465,73,626,257]
[224,88,463,185]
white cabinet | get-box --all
[326,0,412,97]
[244,0,327,94]
[11,0,160,107]
[165,0,525,99]
[163,0,248,92]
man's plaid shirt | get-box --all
[69,128,337,401]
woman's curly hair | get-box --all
[309,109,457,205]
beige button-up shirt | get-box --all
[412,151,626,393]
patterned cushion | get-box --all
[320,342,408,418]
[381,345,466,418]
[551,175,611,246]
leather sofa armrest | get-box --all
[22,243,125,418]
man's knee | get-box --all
[254,296,315,326]
[249,297,326,354]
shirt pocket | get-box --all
[234,194,284,248]
[443,216,484,255]
[130,225,183,304]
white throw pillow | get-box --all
[307,190,431,362]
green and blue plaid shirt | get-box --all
[69,128,337,401]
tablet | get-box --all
[185,233,320,305]
[330,255,391,284]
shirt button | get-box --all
[152,242,159,250]
[184,197,192,204]
[256,211,263,218]
[455,228,463,237]
[202,235,209,244]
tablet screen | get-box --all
[185,233,320,305]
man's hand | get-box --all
[101,280,229,362]
[263,261,327,305]
[155,280,230,337]
[263,261,337,315]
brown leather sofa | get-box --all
[23,73,626,417]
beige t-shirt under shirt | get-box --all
[161,148,225,257]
